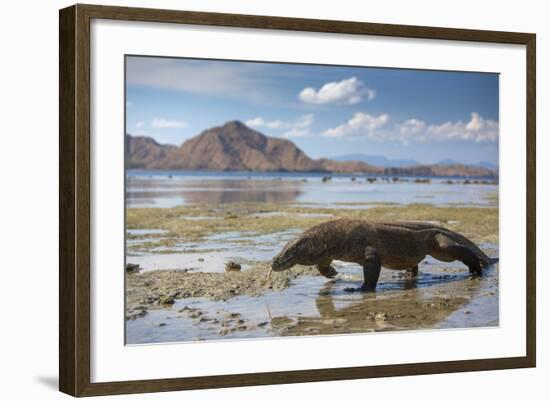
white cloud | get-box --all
[464,112,499,141]
[135,121,145,129]
[322,112,498,144]
[298,77,375,105]
[397,118,428,144]
[151,118,187,129]
[292,114,314,129]
[246,114,315,138]
[399,118,425,135]
[282,128,310,138]
[365,88,377,101]
[245,117,284,129]
[322,112,390,138]
[419,112,498,143]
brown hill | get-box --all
[127,121,327,172]
[318,158,382,174]
[384,164,497,177]
[126,120,496,177]
[125,135,177,169]
[174,121,324,171]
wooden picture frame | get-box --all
[59,3,536,397]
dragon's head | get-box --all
[271,237,312,272]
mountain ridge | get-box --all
[332,154,419,168]
[126,120,497,177]
[333,154,498,170]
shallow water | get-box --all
[126,229,300,272]
[126,171,497,208]
[127,228,168,236]
[126,255,499,344]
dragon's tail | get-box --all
[488,257,499,265]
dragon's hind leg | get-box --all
[434,233,483,277]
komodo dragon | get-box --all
[270,219,498,292]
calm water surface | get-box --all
[126,170,497,208]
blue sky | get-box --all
[126,56,499,165]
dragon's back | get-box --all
[301,219,433,267]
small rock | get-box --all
[227,312,241,318]
[257,321,268,327]
[271,316,293,326]
[374,312,387,322]
[157,322,167,327]
[198,258,205,262]
[225,261,242,271]
[304,327,319,333]
[126,309,147,320]
[158,294,175,305]
[126,263,141,273]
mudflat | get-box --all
[125,200,498,344]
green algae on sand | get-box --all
[126,202,498,254]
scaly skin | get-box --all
[271,219,498,292]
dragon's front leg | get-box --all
[345,246,381,292]
[316,259,337,278]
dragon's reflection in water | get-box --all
[278,274,486,336]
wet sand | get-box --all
[126,257,498,344]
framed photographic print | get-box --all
[59,4,536,397]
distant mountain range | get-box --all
[332,154,419,167]
[126,121,497,178]
[333,154,498,170]
[434,158,498,170]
